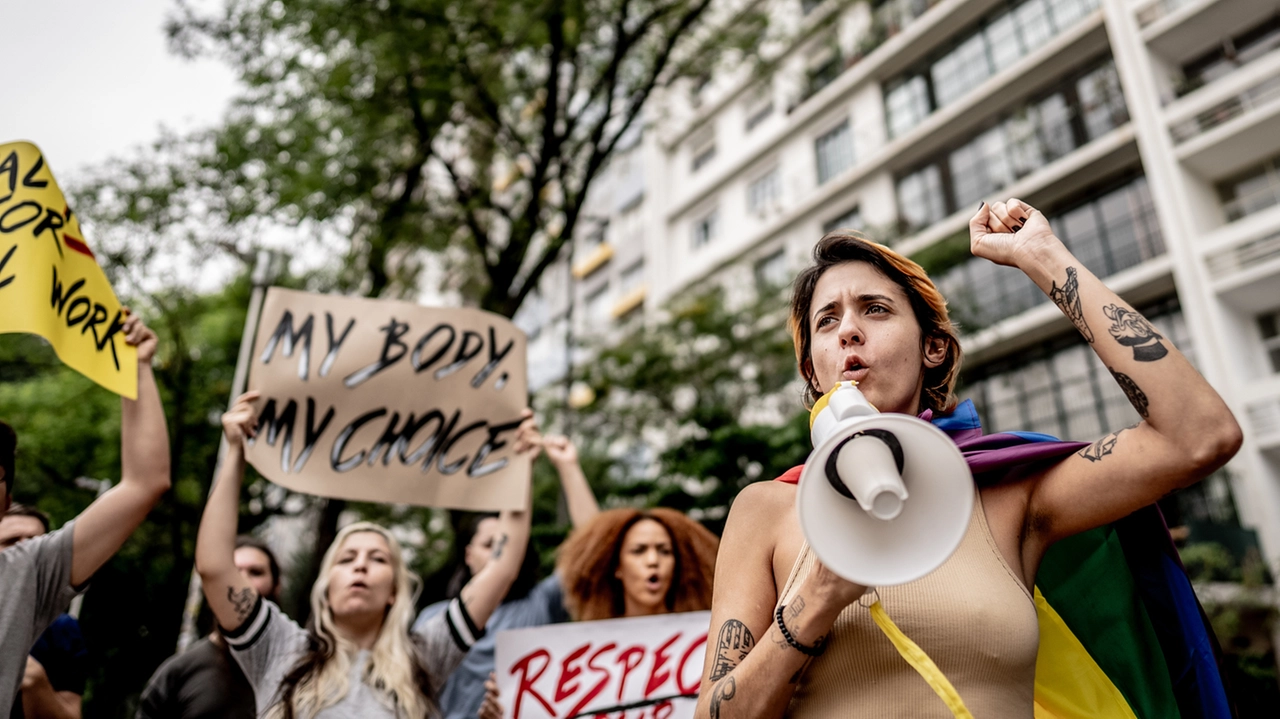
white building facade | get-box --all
[518,0,1280,574]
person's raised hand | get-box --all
[969,198,1059,269]
[512,408,543,457]
[122,308,159,365]
[222,391,262,447]
[542,435,579,468]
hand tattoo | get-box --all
[228,586,256,622]
[1109,368,1150,419]
[710,620,756,681]
[1104,304,1167,362]
[709,676,736,719]
[1078,423,1138,462]
[1050,267,1093,343]
[491,534,509,560]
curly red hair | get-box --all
[556,508,718,621]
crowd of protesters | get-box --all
[0,199,1242,718]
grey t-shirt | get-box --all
[0,523,79,712]
[225,596,481,718]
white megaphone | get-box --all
[797,381,974,587]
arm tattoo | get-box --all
[228,586,256,622]
[1109,368,1150,418]
[1050,267,1094,343]
[709,676,736,719]
[491,534,509,560]
[710,620,756,681]
[1104,304,1167,362]
[1079,423,1139,462]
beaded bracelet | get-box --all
[775,603,827,657]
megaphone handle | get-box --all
[823,429,905,501]
[867,598,975,719]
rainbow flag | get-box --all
[775,399,1234,718]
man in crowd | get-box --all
[1,314,171,714]
[137,536,283,719]
[1,506,87,719]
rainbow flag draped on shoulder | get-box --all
[774,398,1234,719]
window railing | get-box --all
[1223,179,1280,222]
[1136,0,1198,28]
[1170,75,1280,144]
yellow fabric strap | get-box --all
[868,600,975,719]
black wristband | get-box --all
[775,603,826,657]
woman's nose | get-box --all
[839,315,863,347]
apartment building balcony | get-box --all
[1206,202,1280,314]
[1140,0,1276,66]
[1169,52,1280,180]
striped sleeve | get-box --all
[224,598,309,716]
[414,598,484,694]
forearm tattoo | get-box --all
[1109,368,1150,419]
[710,620,756,681]
[1103,304,1168,362]
[709,676,736,719]
[1079,423,1138,462]
[228,586,256,622]
[491,534,509,560]
[1050,267,1094,343]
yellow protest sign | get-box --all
[0,141,137,398]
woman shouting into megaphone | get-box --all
[694,199,1242,719]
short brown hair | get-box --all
[789,233,962,413]
[4,503,50,533]
[556,508,718,621]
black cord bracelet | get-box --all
[775,604,826,657]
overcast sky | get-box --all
[0,0,238,179]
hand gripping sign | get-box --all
[0,141,138,397]
[495,612,711,719]
[244,287,530,511]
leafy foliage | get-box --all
[546,287,810,534]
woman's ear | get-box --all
[922,335,948,369]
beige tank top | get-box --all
[778,492,1039,718]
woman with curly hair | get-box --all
[196,392,541,719]
[556,506,718,621]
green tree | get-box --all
[548,286,811,534]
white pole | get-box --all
[175,250,277,652]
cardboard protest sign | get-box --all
[495,612,711,719]
[244,287,530,510]
[0,141,138,397]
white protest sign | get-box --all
[495,612,711,719]
[244,287,529,511]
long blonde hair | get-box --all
[272,522,432,719]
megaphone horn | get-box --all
[797,382,974,588]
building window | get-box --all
[621,260,645,294]
[755,250,790,289]
[802,0,824,14]
[1219,155,1280,222]
[691,129,716,172]
[585,284,612,326]
[1180,14,1280,95]
[815,120,855,185]
[896,165,947,233]
[895,57,1126,234]
[1259,310,1280,373]
[806,49,844,101]
[881,0,1100,137]
[747,167,782,217]
[885,76,932,139]
[692,209,720,250]
[1076,62,1129,140]
[823,206,865,234]
[962,296,1190,438]
[745,93,775,132]
[935,175,1163,332]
